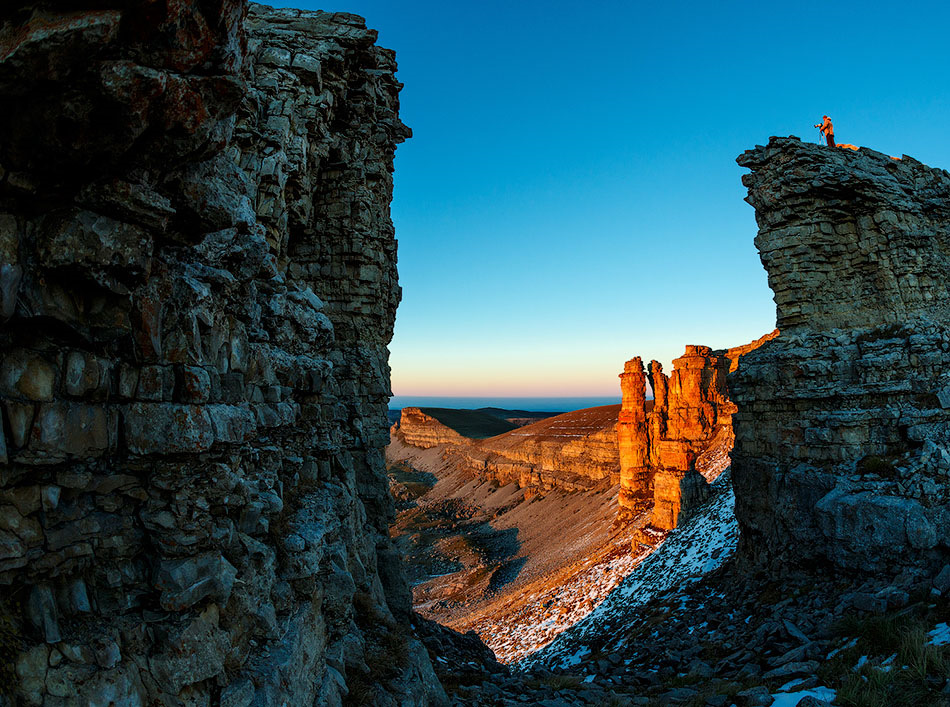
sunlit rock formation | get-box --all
[0,3,446,705]
[618,334,777,531]
[733,137,950,574]
[393,405,621,492]
[471,406,620,492]
[392,407,475,448]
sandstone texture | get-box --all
[733,137,950,574]
[618,334,777,532]
[0,2,446,705]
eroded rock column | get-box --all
[618,357,652,516]
[618,336,774,532]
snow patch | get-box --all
[771,686,836,706]
[520,470,739,669]
[929,622,950,646]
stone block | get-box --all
[29,402,109,460]
[118,363,139,399]
[124,403,214,455]
[178,365,212,403]
[27,584,61,643]
[219,371,245,402]
[0,350,56,401]
[64,350,101,397]
[37,209,152,278]
[15,644,48,706]
[154,553,237,611]
[0,263,22,320]
[137,365,164,401]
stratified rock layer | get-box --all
[472,405,621,491]
[733,137,950,574]
[394,407,507,449]
[0,3,445,705]
[618,334,777,531]
[393,406,621,493]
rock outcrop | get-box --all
[393,407,514,449]
[393,406,621,493]
[394,407,474,448]
[618,334,777,531]
[0,3,445,705]
[733,137,950,575]
[471,405,621,492]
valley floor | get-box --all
[387,437,648,662]
[393,441,950,706]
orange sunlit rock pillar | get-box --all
[617,357,652,517]
[646,347,725,530]
[619,335,778,536]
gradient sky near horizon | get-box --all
[276,0,950,396]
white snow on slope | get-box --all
[469,537,649,663]
[519,470,738,670]
[771,687,836,706]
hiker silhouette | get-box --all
[815,115,835,147]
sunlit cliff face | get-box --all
[617,332,778,531]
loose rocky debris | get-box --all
[434,557,950,706]
[524,471,739,671]
[418,464,950,705]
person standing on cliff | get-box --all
[815,115,835,147]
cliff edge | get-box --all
[733,137,950,574]
[0,3,444,705]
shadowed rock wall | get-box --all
[0,2,445,704]
[733,137,950,574]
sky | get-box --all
[274,0,950,397]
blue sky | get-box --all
[274,0,950,396]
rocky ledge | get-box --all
[733,137,950,575]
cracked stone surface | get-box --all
[0,2,446,705]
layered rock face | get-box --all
[394,406,621,492]
[392,407,474,449]
[733,137,950,574]
[0,3,444,705]
[618,335,776,530]
[472,405,620,492]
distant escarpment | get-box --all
[393,405,620,492]
[392,407,541,448]
[395,332,776,512]
[393,407,480,448]
[734,137,950,575]
[0,3,445,706]
[617,333,777,533]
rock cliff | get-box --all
[618,334,777,531]
[393,408,474,449]
[472,406,621,492]
[392,407,517,448]
[733,137,950,574]
[393,406,621,493]
[0,3,444,705]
